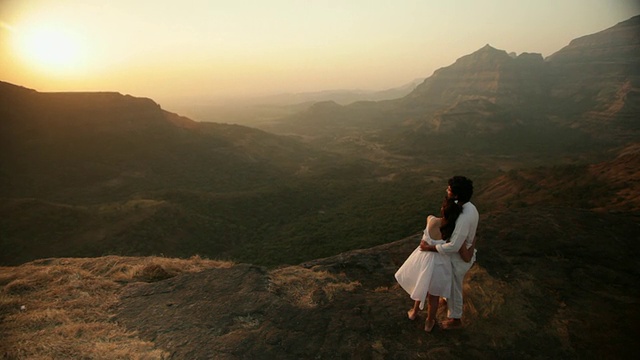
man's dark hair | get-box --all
[448,176,474,203]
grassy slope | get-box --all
[0,256,233,359]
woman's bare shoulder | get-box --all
[427,216,441,228]
[426,216,442,239]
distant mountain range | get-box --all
[164,78,424,129]
[249,78,425,106]
[263,15,639,156]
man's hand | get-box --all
[419,241,435,252]
[419,240,428,251]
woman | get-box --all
[394,197,475,332]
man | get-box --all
[420,175,478,330]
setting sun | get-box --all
[14,24,85,75]
[0,0,637,100]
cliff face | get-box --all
[268,16,639,151]
[547,15,640,63]
[411,16,640,120]
[405,45,547,111]
[0,82,172,135]
[545,15,640,138]
[388,16,640,156]
[0,81,318,202]
[0,81,177,201]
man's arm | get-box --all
[419,241,433,251]
[436,217,469,254]
[421,215,470,253]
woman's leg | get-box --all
[408,300,420,320]
[425,294,439,332]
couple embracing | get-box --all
[395,176,478,332]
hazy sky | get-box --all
[1,0,638,105]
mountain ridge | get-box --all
[0,80,329,201]
[262,15,639,155]
[546,14,640,63]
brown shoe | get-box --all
[440,319,462,330]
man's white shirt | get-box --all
[435,202,478,256]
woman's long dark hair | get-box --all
[440,197,462,240]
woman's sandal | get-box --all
[407,309,417,320]
[425,319,436,332]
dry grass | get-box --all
[458,265,572,352]
[371,339,388,359]
[268,267,361,308]
[0,255,233,359]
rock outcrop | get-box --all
[545,15,640,138]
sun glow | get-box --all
[14,24,86,75]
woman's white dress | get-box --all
[394,218,452,309]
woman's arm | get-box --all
[420,215,436,250]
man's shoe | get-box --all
[440,319,462,330]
